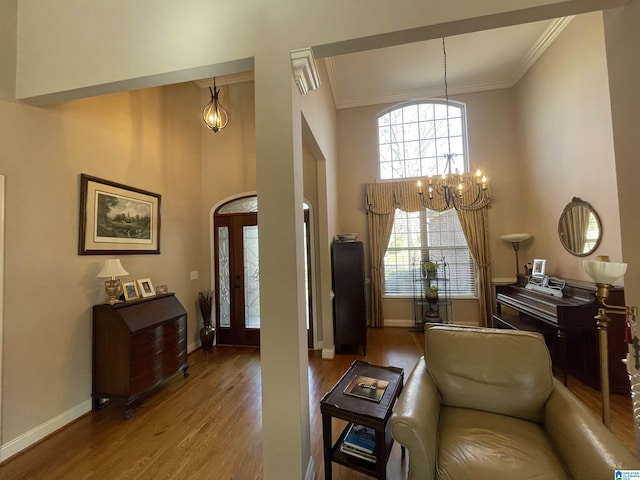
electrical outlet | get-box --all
[189,271,199,280]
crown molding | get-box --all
[332,79,514,110]
[324,57,340,107]
[509,16,574,85]
[325,16,574,110]
[291,48,321,95]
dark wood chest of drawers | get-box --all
[92,293,189,418]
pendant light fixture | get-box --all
[202,78,229,132]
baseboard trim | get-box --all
[187,340,200,354]
[305,456,315,480]
[321,347,335,359]
[383,318,414,328]
[0,399,92,462]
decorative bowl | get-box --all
[337,233,359,242]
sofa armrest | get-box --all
[390,356,440,480]
[545,378,640,477]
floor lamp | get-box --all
[500,233,532,276]
[584,259,639,457]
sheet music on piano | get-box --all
[524,275,566,298]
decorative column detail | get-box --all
[290,47,321,94]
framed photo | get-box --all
[79,174,161,255]
[122,280,139,301]
[155,284,168,295]
[532,258,547,277]
[137,278,156,298]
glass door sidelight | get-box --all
[214,197,313,348]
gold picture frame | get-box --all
[122,280,139,301]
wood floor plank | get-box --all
[0,328,634,479]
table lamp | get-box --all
[97,259,129,304]
[500,233,532,275]
[584,258,637,439]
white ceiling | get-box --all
[196,16,573,110]
[325,17,572,109]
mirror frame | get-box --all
[558,197,602,257]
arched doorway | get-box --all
[213,195,313,347]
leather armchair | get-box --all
[390,325,640,479]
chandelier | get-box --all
[417,38,490,211]
[202,77,229,132]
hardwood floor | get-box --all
[0,327,634,479]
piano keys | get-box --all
[494,275,629,393]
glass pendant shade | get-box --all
[583,260,627,285]
[500,233,532,243]
[202,81,229,133]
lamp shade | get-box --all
[96,259,129,278]
[500,233,532,243]
[583,260,627,285]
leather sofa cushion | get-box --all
[437,406,570,480]
[426,326,554,422]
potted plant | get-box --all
[197,290,215,350]
[422,260,439,279]
[426,285,439,304]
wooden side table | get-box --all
[320,360,404,480]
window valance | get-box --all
[365,175,491,215]
[364,177,493,328]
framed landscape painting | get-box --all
[79,174,161,255]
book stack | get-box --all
[339,424,376,463]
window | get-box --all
[378,102,467,180]
[378,101,476,297]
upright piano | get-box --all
[494,275,629,393]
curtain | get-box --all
[457,208,493,327]
[367,210,396,327]
[365,177,491,327]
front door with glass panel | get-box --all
[214,196,314,347]
[215,211,260,346]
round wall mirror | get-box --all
[558,197,602,257]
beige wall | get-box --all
[198,72,337,348]
[4,1,638,477]
[14,0,604,103]
[513,12,621,280]
[335,88,521,325]
[0,0,16,101]
[604,0,640,315]
[0,82,204,447]
[300,61,340,351]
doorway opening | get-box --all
[213,195,314,347]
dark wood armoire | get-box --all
[331,241,367,355]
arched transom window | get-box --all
[378,101,468,180]
[377,101,476,298]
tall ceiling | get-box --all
[324,17,572,109]
[196,16,573,110]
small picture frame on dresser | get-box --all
[137,278,156,298]
[122,280,139,301]
[155,284,168,295]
